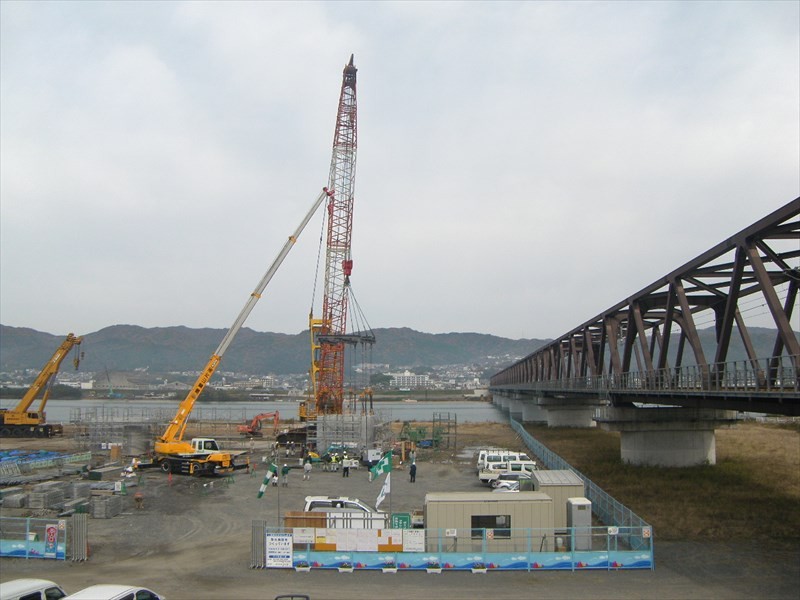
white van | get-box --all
[63,585,162,600]
[0,579,67,600]
[478,460,538,485]
[475,449,531,474]
[303,495,386,529]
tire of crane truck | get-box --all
[160,461,172,474]
[0,428,11,437]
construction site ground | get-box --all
[1,421,797,600]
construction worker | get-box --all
[270,463,279,486]
[281,463,290,487]
[134,492,144,509]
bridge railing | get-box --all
[501,355,798,396]
[611,354,798,394]
[510,418,652,551]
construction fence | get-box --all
[250,522,653,571]
[0,514,88,561]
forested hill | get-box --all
[1,324,790,377]
[0,325,547,375]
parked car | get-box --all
[63,585,163,600]
[491,472,533,489]
[492,481,520,492]
[478,460,538,485]
[475,449,531,475]
[304,495,379,513]
[0,578,67,600]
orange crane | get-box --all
[140,188,329,476]
[0,333,83,438]
[237,411,280,437]
[300,55,375,421]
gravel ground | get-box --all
[1,423,798,599]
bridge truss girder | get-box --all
[492,197,800,415]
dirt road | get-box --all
[1,423,798,599]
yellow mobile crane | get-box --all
[140,188,331,476]
[0,333,83,438]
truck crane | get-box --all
[141,188,330,476]
[300,54,375,421]
[237,411,280,437]
[0,333,83,438]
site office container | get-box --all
[531,470,585,531]
[423,491,554,553]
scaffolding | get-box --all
[312,413,392,454]
[432,412,457,450]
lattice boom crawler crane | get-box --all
[302,55,372,421]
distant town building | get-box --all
[389,370,430,388]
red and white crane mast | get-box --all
[311,55,358,416]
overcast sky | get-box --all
[1,1,798,341]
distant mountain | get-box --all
[0,324,547,375]
[1,323,791,378]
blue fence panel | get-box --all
[0,517,67,560]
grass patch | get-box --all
[524,421,800,545]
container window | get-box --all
[471,514,512,538]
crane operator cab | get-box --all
[190,438,220,455]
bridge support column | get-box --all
[508,398,524,420]
[521,401,546,423]
[538,397,599,428]
[595,407,738,467]
[493,392,509,410]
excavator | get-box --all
[0,333,83,438]
[237,411,280,437]
[136,188,331,476]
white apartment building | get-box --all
[390,370,430,388]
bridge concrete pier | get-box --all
[493,393,509,410]
[508,398,524,420]
[595,407,738,467]
[522,401,547,423]
[538,397,598,427]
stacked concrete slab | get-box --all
[3,494,26,508]
[91,494,123,518]
[28,489,65,509]
[70,482,92,499]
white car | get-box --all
[303,496,378,513]
[0,578,67,600]
[492,481,520,492]
[63,585,163,600]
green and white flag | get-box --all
[375,472,390,510]
[369,451,392,481]
[257,463,279,498]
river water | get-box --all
[3,398,506,424]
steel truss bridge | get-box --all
[490,197,800,417]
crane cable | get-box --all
[309,193,329,317]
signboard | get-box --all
[402,529,425,552]
[293,527,315,544]
[265,533,293,568]
[390,513,411,529]
[44,524,58,558]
